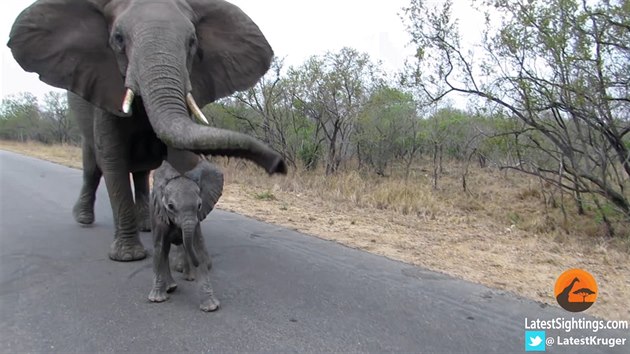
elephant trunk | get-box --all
[133,37,285,175]
[181,221,200,268]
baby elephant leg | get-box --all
[149,228,177,302]
[172,244,212,275]
[171,245,185,273]
[195,236,219,312]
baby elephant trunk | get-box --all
[181,222,200,267]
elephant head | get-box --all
[151,159,223,267]
[8,0,285,174]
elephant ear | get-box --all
[188,0,273,107]
[185,160,224,220]
[7,0,127,116]
[151,161,182,224]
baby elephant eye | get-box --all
[197,202,202,211]
[167,202,176,211]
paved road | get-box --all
[0,150,627,353]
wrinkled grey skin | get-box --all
[69,92,158,234]
[149,159,223,312]
[8,0,286,262]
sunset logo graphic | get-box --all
[554,269,598,312]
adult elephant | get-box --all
[8,0,287,261]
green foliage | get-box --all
[425,107,470,159]
[289,48,385,174]
[202,102,254,133]
[298,142,320,170]
[0,91,79,144]
[0,93,38,140]
[355,86,418,174]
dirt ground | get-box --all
[217,182,629,322]
[1,141,628,321]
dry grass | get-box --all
[0,140,82,168]
[2,140,629,321]
[216,158,630,321]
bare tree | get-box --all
[292,48,384,174]
[0,92,41,142]
[219,58,323,169]
[41,91,73,144]
[402,0,630,232]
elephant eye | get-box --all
[112,31,125,50]
[198,202,202,211]
[188,35,197,49]
[167,202,176,211]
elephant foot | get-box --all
[72,200,95,225]
[108,237,147,262]
[173,257,211,273]
[148,287,169,302]
[164,272,178,293]
[173,261,184,273]
[183,269,195,281]
[200,296,220,312]
[166,281,178,293]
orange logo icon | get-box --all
[554,269,598,312]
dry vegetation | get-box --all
[1,140,82,168]
[1,140,628,321]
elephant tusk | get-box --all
[186,93,209,125]
[122,88,135,115]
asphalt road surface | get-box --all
[1,150,628,353]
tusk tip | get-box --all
[122,88,135,115]
[187,92,209,125]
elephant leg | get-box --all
[171,245,185,273]
[72,138,102,225]
[149,227,174,302]
[102,170,146,261]
[87,105,147,261]
[133,170,151,232]
[182,250,195,281]
[172,244,211,273]
[164,261,178,294]
[195,234,219,312]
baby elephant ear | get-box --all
[185,160,224,219]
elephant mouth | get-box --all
[121,88,209,125]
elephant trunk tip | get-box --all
[182,225,200,268]
[183,242,200,268]
[267,154,288,175]
[251,151,289,175]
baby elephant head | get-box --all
[151,159,223,266]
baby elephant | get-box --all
[148,159,223,312]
